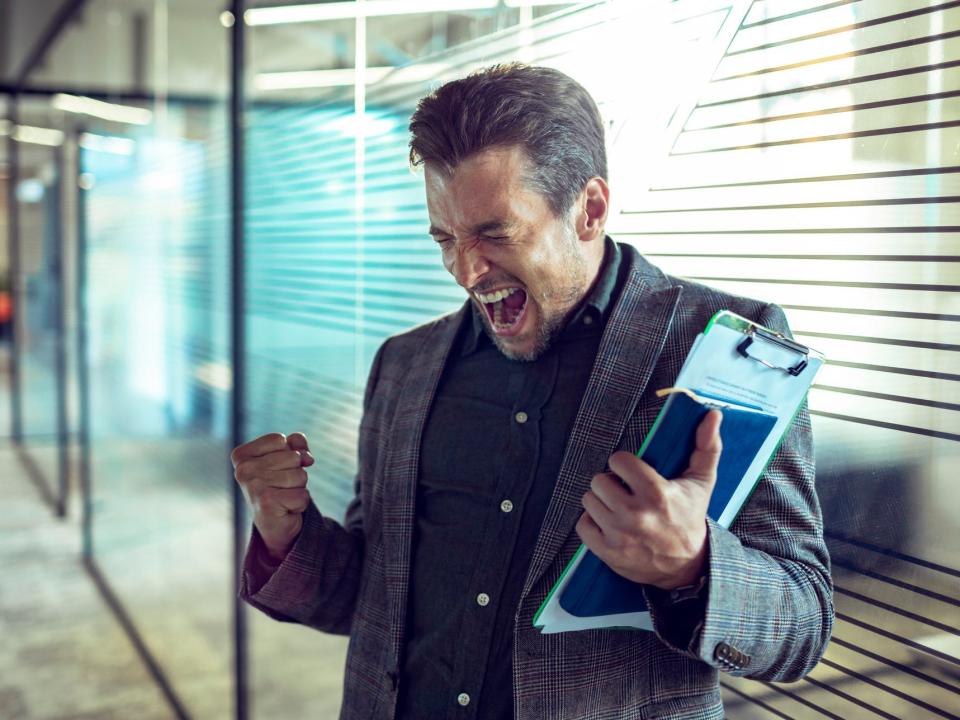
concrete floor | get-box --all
[0,338,348,720]
[0,441,175,720]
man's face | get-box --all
[425,145,597,361]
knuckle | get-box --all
[255,493,273,515]
[575,518,589,540]
[632,510,652,533]
[607,532,627,553]
[590,474,606,493]
[646,483,668,509]
[287,469,307,487]
[617,506,639,530]
[234,460,250,483]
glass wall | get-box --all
[3,0,954,717]
[12,131,65,508]
[44,0,234,717]
[80,103,232,716]
[241,5,516,713]
[245,0,959,717]
[0,142,8,439]
[610,1,960,716]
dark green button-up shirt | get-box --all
[399,238,626,719]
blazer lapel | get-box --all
[521,258,682,600]
[381,304,467,655]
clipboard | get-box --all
[673,309,824,526]
[532,309,824,634]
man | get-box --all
[233,64,833,719]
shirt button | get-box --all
[500,499,514,513]
[583,314,594,325]
[457,692,471,706]
[477,592,490,606]
[515,411,528,424]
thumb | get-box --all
[685,409,722,483]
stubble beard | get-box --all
[486,233,590,363]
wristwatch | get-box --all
[665,573,708,604]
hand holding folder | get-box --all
[533,310,824,634]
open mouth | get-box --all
[475,287,528,336]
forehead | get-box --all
[424,146,547,230]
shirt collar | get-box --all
[461,235,622,356]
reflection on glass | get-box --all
[83,99,232,718]
[17,141,62,503]
[247,1,959,718]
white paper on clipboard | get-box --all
[673,312,824,527]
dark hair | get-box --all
[408,63,607,217]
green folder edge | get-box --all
[532,309,823,630]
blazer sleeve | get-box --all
[646,302,835,681]
[237,342,387,636]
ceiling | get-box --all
[0,0,569,173]
[0,0,544,99]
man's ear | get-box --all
[575,176,610,243]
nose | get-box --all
[449,240,490,290]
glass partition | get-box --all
[12,127,65,510]
[245,0,959,717]
[0,146,8,439]
[15,0,951,717]
[55,0,234,716]
[610,2,960,717]
[80,102,233,716]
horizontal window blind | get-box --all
[605,2,959,717]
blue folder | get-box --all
[558,390,777,618]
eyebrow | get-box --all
[428,220,513,237]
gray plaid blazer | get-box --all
[240,243,834,719]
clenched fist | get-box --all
[232,431,315,561]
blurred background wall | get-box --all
[1,1,958,718]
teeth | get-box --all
[493,300,503,326]
[476,287,519,304]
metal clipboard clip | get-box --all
[736,326,809,377]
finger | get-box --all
[589,471,631,511]
[262,487,311,516]
[608,450,666,498]
[260,449,304,471]
[685,409,723,483]
[286,434,314,467]
[575,511,607,553]
[231,432,287,467]
[238,462,307,488]
[581,490,618,532]
[263,467,309,489]
[287,432,310,452]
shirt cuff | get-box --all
[246,527,285,594]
